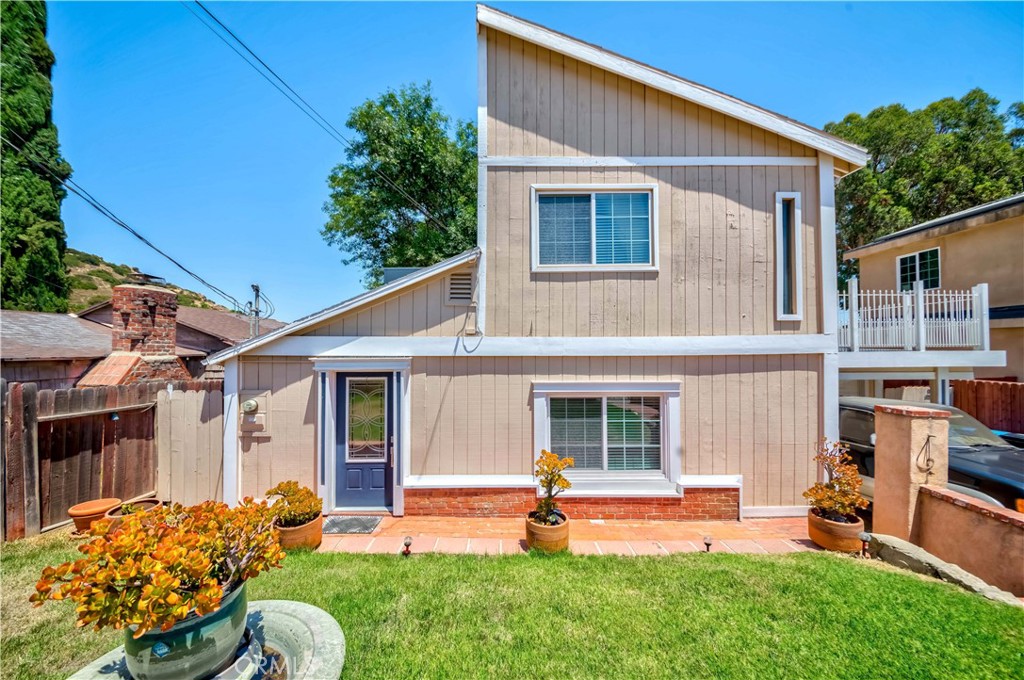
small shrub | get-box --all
[88,268,122,285]
[803,439,869,523]
[266,481,323,528]
[29,499,284,637]
[68,274,98,290]
[119,502,141,515]
[530,450,573,526]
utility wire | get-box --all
[1,131,246,312]
[183,0,452,236]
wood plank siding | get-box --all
[298,265,475,337]
[412,355,821,507]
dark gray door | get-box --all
[336,374,393,508]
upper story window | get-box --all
[531,185,658,272]
[898,248,940,291]
[775,192,803,321]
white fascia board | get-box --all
[404,475,535,488]
[477,6,868,168]
[839,370,975,381]
[836,350,1007,369]
[252,333,836,358]
[482,156,818,167]
[310,358,412,372]
[204,248,480,365]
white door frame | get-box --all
[312,358,411,515]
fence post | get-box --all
[21,383,41,537]
[914,280,926,351]
[848,276,860,352]
[0,379,6,541]
[902,291,914,350]
[976,283,990,351]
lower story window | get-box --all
[549,396,662,471]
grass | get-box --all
[2,529,1022,680]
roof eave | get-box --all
[203,248,481,366]
[476,4,868,168]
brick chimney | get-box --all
[112,285,180,354]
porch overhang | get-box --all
[837,350,1006,370]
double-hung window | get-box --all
[533,186,657,271]
[897,248,940,290]
[548,396,663,471]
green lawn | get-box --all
[3,529,1022,680]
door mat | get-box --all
[323,516,383,535]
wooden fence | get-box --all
[2,379,223,540]
[952,379,1024,433]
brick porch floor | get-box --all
[318,516,818,555]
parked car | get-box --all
[839,397,1024,512]
[993,430,1024,450]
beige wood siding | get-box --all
[299,266,475,337]
[485,166,820,336]
[237,357,317,497]
[411,355,821,507]
[485,28,817,159]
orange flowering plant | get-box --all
[266,481,323,528]
[29,499,285,638]
[531,449,574,526]
[803,439,869,523]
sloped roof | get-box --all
[77,300,285,344]
[0,310,204,361]
[477,4,869,170]
[205,248,481,365]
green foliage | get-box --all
[266,481,323,528]
[1,1,72,312]
[322,82,477,286]
[86,268,122,286]
[68,274,97,291]
[826,89,1024,285]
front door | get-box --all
[336,374,393,509]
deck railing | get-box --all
[837,278,990,352]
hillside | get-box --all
[64,249,226,313]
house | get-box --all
[0,284,283,388]
[204,5,1004,519]
[844,193,1024,382]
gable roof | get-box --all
[77,299,285,345]
[477,4,869,171]
[204,248,481,365]
[845,193,1024,259]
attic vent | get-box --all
[446,272,474,305]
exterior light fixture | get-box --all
[858,531,871,558]
[402,536,413,557]
[110,412,120,422]
[703,536,712,553]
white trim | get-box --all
[251,333,837,358]
[896,246,941,291]
[482,156,819,168]
[476,25,489,336]
[823,353,839,444]
[775,191,803,321]
[837,350,1006,369]
[819,155,838,338]
[742,505,808,518]
[530,184,659,273]
[311,358,412,372]
[404,474,536,488]
[204,248,481,365]
[676,474,742,488]
[476,5,868,167]
[221,359,240,507]
[533,381,680,394]
[342,376,389,463]
[839,370,974,381]
[396,367,411,516]
[316,371,328,503]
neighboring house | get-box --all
[844,194,1024,381]
[1,284,283,388]
[204,5,1004,520]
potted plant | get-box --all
[30,499,284,680]
[803,439,869,552]
[67,497,121,533]
[267,481,324,550]
[525,450,574,553]
[103,498,164,533]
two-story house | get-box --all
[206,6,1003,520]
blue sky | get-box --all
[49,1,1023,321]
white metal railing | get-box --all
[837,278,990,352]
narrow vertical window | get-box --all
[775,192,803,321]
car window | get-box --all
[840,409,875,444]
[948,412,1009,448]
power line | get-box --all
[1,131,246,312]
[182,0,453,237]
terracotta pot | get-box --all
[104,498,164,532]
[807,509,865,552]
[276,514,323,550]
[67,498,121,533]
[525,512,570,553]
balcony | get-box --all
[838,278,990,352]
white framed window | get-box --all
[775,191,803,321]
[897,248,940,291]
[532,382,681,482]
[530,184,659,273]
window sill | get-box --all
[544,474,680,498]
[532,264,659,274]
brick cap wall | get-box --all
[874,404,951,418]
[920,485,1024,529]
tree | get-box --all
[1,1,73,312]
[825,89,1024,285]
[322,83,477,286]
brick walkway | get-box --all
[318,516,818,556]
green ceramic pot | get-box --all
[123,582,248,680]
